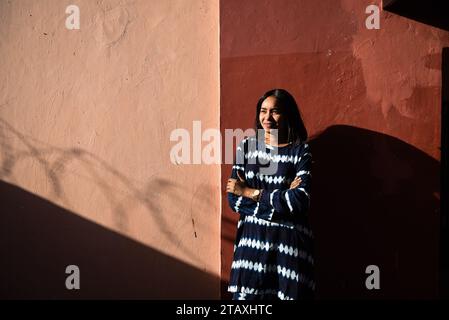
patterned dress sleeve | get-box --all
[258,143,312,221]
[227,140,312,221]
[227,138,262,216]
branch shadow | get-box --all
[0,118,204,265]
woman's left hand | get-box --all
[226,171,247,196]
[289,176,302,189]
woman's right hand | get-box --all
[226,171,247,196]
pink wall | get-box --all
[0,0,220,298]
[220,0,449,299]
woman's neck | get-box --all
[264,131,289,146]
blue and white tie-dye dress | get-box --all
[227,136,315,300]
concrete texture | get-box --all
[220,0,449,299]
[0,0,220,298]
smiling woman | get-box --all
[226,88,314,300]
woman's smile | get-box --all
[263,122,277,128]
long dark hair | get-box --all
[255,89,308,145]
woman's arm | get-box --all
[227,141,312,221]
[258,143,312,220]
[226,138,263,215]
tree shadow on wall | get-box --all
[0,117,209,269]
[308,125,440,299]
[0,180,218,299]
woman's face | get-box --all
[259,96,287,134]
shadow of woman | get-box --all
[309,125,440,299]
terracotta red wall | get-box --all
[220,0,449,299]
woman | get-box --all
[226,88,314,300]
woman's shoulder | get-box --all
[236,135,257,150]
[298,141,311,152]
[291,141,311,156]
[237,136,311,155]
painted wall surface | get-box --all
[0,0,220,298]
[220,0,449,298]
